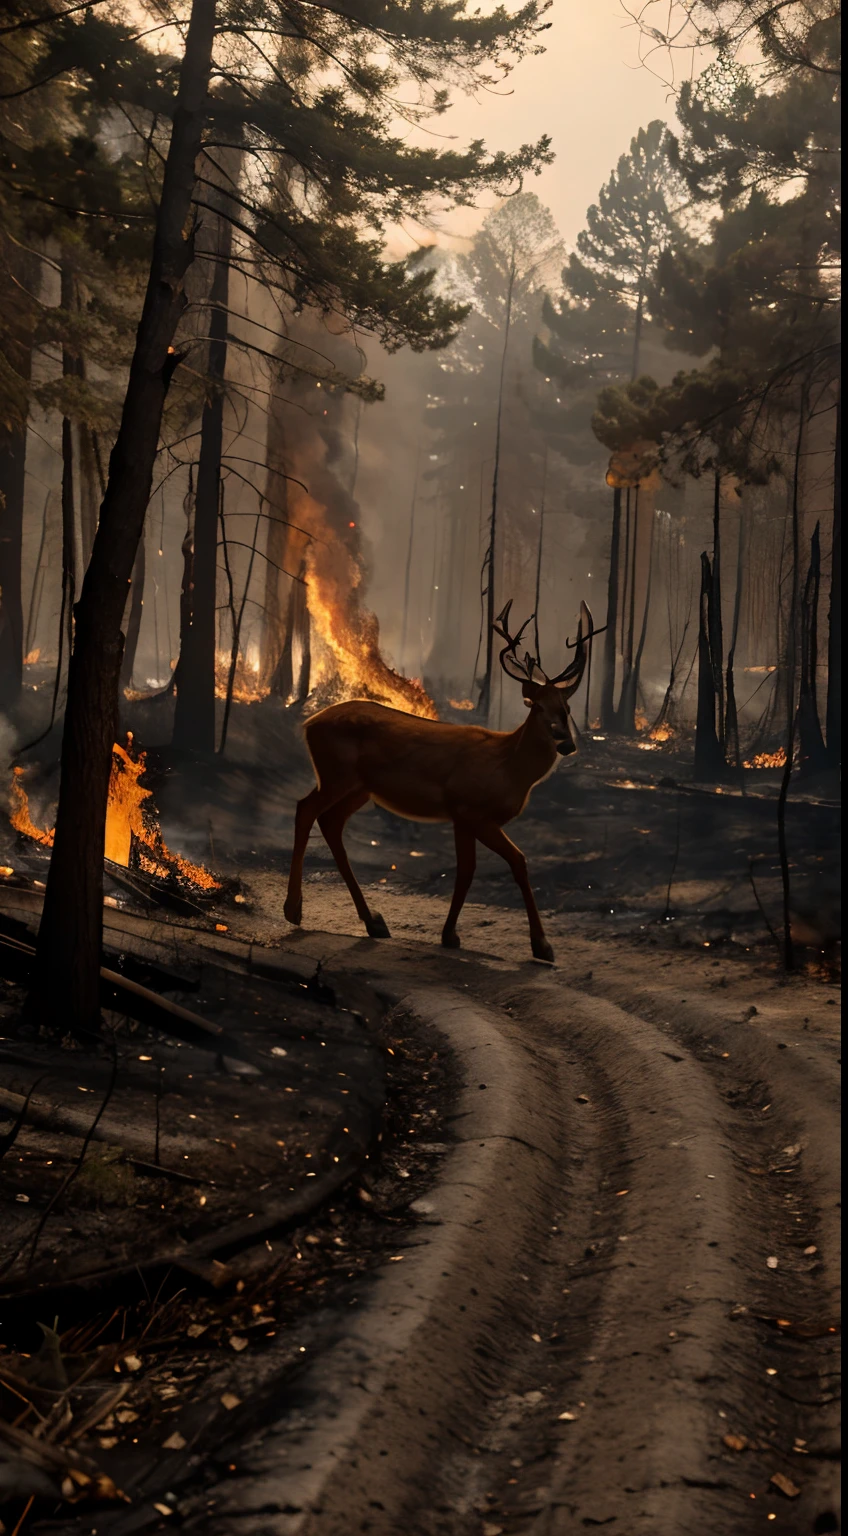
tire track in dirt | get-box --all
[425,969,840,1536]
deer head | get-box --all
[494,599,596,756]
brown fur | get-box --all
[284,679,579,963]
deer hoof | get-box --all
[533,939,555,964]
[441,930,461,949]
[284,897,302,926]
[366,912,391,939]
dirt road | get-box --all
[201,878,840,1536]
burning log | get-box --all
[10,736,221,900]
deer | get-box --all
[283,600,596,963]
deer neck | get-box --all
[507,707,558,788]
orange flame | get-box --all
[10,738,220,890]
[448,698,476,711]
[23,648,41,666]
[304,524,436,719]
[649,722,675,742]
[743,748,787,769]
[214,647,269,705]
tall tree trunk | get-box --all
[724,497,745,769]
[172,172,233,751]
[798,521,826,777]
[0,342,32,706]
[694,551,725,780]
[710,471,725,751]
[777,395,806,972]
[172,465,195,699]
[479,257,515,722]
[25,492,51,660]
[616,490,653,734]
[614,485,641,733]
[261,404,293,691]
[120,535,146,690]
[400,445,420,673]
[532,446,548,662]
[78,421,101,565]
[599,486,622,731]
[0,242,34,710]
[619,487,631,657]
[30,0,217,1036]
[825,384,840,769]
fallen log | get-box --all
[0,931,260,1072]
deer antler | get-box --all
[549,601,596,695]
[493,601,544,684]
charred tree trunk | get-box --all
[599,486,622,731]
[798,521,826,778]
[0,242,35,711]
[614,485,642,735]
[777,396,806,972]
[120,536,146,690]
[78,422,101,565]
[172,466,195,699]
[479,257,515,722]
[270,558,310,703]
[724,498,745,770]
[710,471,725,752]
[172,181,233,752]
[630,504,654,703]
[694,551,725,780]
[825,384,840,770]
[24,492,51,661]
[29,0,217,1036]
[400,446,420,674]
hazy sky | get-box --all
[394,0,679,254]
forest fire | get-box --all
[649,723,675,742]
[10,738,220,892]
[743,748,788,769]
[305,532,437,719]
[214,648,268,705]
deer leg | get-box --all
[317,791,390,939]
[476,824,554,964]
[284,784,351,926]
[442,823,477,949]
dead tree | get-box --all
[709,471,725,752]
[29,0,218,1035]
[599,485,622,731]
[724,495,746,768]
[693,551,726,780]
[825,384,840,769]
[777,392,807,973]
[120,538,146,691]
[798,521,826,777]
[0,243,35,711]
[173,159,235,752]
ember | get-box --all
[448,698,476,711]
[743,748,787,769]
[10,737,220,891]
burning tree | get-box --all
[15,0,553,1034]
